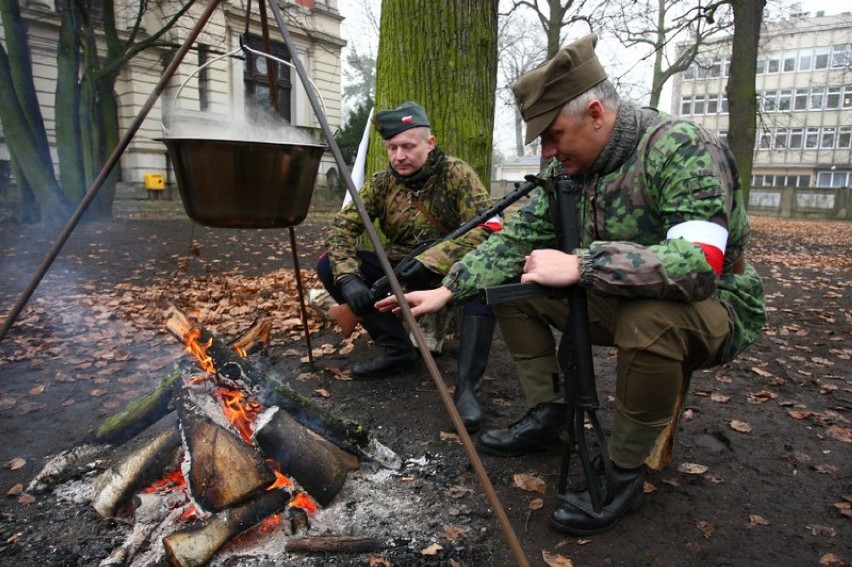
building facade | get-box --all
[671,11,852,217]
[0,0,345,193]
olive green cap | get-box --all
[512,34,608,144]
[374,101,430,140]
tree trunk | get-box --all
[727,0,766,203]
[371,0,499,185]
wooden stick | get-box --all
[284,535,387,553]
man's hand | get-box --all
[397,260,442,290]
[520,249,581,287]
[339,275,374,317]
[375,286,454,317]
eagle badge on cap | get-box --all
[402,115,414,124]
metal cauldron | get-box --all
[162,137,326,228]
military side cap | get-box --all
[374,101,430,140]
[512,33,608,144]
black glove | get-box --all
[397,260,442,290]
[339,275,374,317]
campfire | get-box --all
[27,306,406,566]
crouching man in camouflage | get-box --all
[377,35,766,534]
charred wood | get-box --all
[27,443,111,493]
[92,422,182,518]
[164,306,368,454]
[162,488,291,567]
[174,387,276,513]
[253,406,355,507]
[229,317,273,356]
[284,535,388,553]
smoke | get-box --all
[163,103,319,146]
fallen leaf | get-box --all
[677,462,709,475]
[729,420,752,434]
[749,514,770,526]
[643,481,657,493]
[541,550,574,566]
[443,525,465,541]
[811,464,838,474]
[420,542,442,556]
[819,554,844,566]
[750,367,775,378]
[710,393,731,403]
[806,524,837,537]
[440,431,461,444]
[529,498,544,510]
[695,520,714,539]
[825,425,851,443]
[513,472,546,494]
[28,384,46,396]
[314,388,331,398]
[746,390,778,404]
[7,483,23,496]
[368,554,391,567]
[90,389,107,397]
[447,485,474,499]
[787,410,813,420]
[6,458,26,471]
[17,493,36,505]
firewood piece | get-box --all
[284,535,387,553]
[92,422,182,517]
[164,306,368,454]
[229,317,273,356]
[253,406,355,507]
[162,488,291,567]
[28,443,110,493]
[174,388,276,513]
[92,369,183,444]
[645,372,693,471]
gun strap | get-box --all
[409,194,450,234]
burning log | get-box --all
[162,487,291,567]
[253,406,356,507]
[92,421,182,517]
[228,317,273,356]
[174,387,276,513]
[164,306,368,454]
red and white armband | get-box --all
[479,214,503,233]
[667,220,728,276]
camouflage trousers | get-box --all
[494,293,729,468]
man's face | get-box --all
[539,105,604,175]
[385,127,435,176]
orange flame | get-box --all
[184,326,215,374]
[289,492,319,515]
[216,389,262,444]
[144,469,186,493]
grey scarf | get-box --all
[586,102,658,177]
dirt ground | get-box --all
[0,199,849,567]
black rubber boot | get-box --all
[454,316,495,433]
[550,464,645,535]
[352,312,419,379]
[478,402,567,457]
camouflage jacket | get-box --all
[444,113,766,361]
[326,149,493,282]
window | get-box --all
[814,46,830,69]
[198,44,210,111]
[756,58,766,74]
[826,87,841,109]
[831,44,850,68]
[752,175,765,187]
[720,95,729,113]
[693,95,705,115]
[758,129,772,149]
[774,128,788,149]
[789,128,803,149]
[778,90,792,112]
[844,86,852,109]
[683,65,696,81]
[809,88,825,110]
[707,93,719,114]
[767,53,781,73]
[762,90,777,112]
[793,89,808,111]
[243,34,292,122]
[710,59,722,78]
[838,126,852,149]
[783,52,797,72]
[816,171,851,188]
[798,49,813,71]
[680,96,692,115]
[821,127,836,148]
[718,130,728,144]
[722,58,731,77]
[805,127,820,148]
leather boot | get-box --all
[352,312,419,379]
[478,402,567,457]
[550,464,645,535]
[453,316,495,433]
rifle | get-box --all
[481,172,614,513]
[327,173,547,337]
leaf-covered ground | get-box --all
[0,209,849,566]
